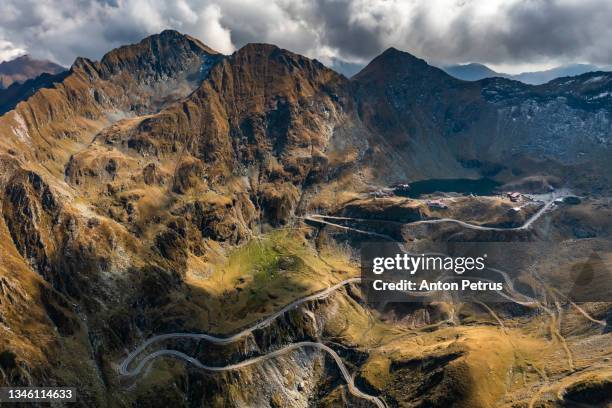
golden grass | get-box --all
[181,228,358,333]
[360,325,554,408]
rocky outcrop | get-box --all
[3,170,60,284]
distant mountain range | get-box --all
[443,62,606,84]
[328,58,606,85]
[328,57,365,78]
[0,55,65,89]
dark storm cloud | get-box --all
[310,0,387,60]
[497,0,612,63]
[1,0,611,72]
[415,0,612,68]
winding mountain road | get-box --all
[123,342,387,408]
[118,193,578,407]
[119,277,361,376]
[119,277,387,406]
[118,267,543,405]
[302,215,396,241]
[304,194,565,233]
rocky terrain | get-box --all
[0,30,610,407]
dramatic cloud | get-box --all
[0,39,26,62]
[1,0,611,73]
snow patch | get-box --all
[11,112,30,144]
[584,75,606,84]
[590,92,611,100]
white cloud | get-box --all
[0,39,26,63]
[0,0,611,72]
[197,4,234,54]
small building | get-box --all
[427,199,448,209]
[392,183,411,189]
[507,192,521,202]
[393,182,410,190]
[562,196,581,205]
[392,183,411,196]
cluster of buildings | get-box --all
[367,182,534,209]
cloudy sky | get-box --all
[1,0,611,74]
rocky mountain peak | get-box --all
[0,54,65,89]
[0,31,224,168]
[353,47,451,84]
[66,30,222,92]
[200,43,348,109]
[229,43,337,79]
[95,29,220,81]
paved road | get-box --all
[118,268,545,407]
[305,194,566,233]
[123,342,387,408]
[119,193,579,407]
[119,278,361,375]
[302,216,396,241]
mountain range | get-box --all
[0,30,610,407]
[443,62,605,84]
[0,54,65,89]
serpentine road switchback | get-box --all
[118,277,388,407]
[123,342,387,408]
[119,277,361,374]
[118,194,570,408]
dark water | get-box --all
[396,178,502,198]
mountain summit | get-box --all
[0,54,65,89]
[92,29,219,81]
[354,47,451,83]
[443,62,500,81]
